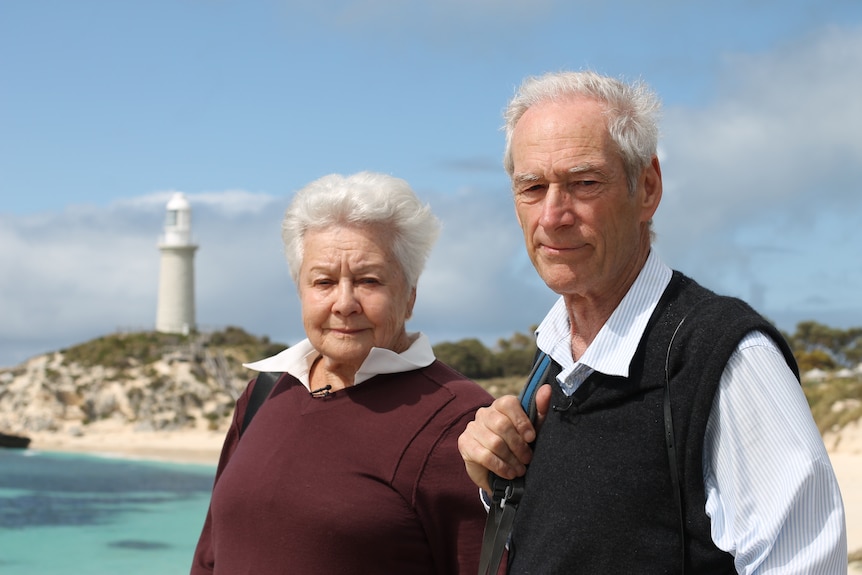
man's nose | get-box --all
[539,185,576,229]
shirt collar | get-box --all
[536,249,672,380]
[242,332,436,390]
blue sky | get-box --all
[2,0,861,367]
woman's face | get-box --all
[299,225,415,375]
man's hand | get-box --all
[458,384,552,492]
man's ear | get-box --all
[640,155,663,221]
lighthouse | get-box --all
[156,192,198,334]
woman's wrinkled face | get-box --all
[299,225,415,374]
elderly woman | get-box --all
[191,172,493,574]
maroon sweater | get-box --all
[191,361,493,574]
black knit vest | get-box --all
[507,272,798,574]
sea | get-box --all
[0,449,216,575]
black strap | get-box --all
[664,317,687,575]
[477,352,552,575]
[240,371,281,437]
[478,476,524,575]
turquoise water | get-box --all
[0,449,216,574]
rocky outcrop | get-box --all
[0,329,285,437]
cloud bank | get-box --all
[2,25,861,367]
[654,25,862,325]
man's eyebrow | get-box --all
[512,172,541,185]
[567,163,605,175]
[513,163,607,184]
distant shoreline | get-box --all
[10,447,217,472]
[25,428,224,466]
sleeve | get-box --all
[702,331,847,574]
[412,408,489,575]
[189,378,255,575]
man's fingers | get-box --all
[458,396,538,491]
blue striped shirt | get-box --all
[536,250,847,573]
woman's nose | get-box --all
[332,281,361,315]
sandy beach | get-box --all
[825,420,862,572]
[25,421,862,569]
[27,427,225,466]
[831,451,862,573]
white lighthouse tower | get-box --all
[156,192,198,334]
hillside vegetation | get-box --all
[436,320,862,436]
[0,327,286,436]
[0,321,859,438]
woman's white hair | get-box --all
[502,70,662,195]
[281,171,441,288]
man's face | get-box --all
[510,97,660,302]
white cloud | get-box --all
[115,190,279,216]
[188,190,280,216]
[655,25,862,324]
[0,207,162,358]
[0,183,551,367]
[661,29,862,229]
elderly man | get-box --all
[458,71,846,573]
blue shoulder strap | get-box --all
[518,352,551,421]
[478,351,553,575]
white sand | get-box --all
[825,420,862,568]
[28,428,224,465]
[831,452,862,573]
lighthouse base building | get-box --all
[156,244,198,334]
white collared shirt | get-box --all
[536,249,847,573]
[243,332,436,390]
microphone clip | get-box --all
[309,384,333,399]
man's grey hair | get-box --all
[503,70,662,195]
[281,171,441,288]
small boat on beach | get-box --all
[0,432,31,449]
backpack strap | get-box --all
[664,315,689,575]
[477,352,556,575]
[240,371,282,437]
[518,352,552,422]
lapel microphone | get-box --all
[309,385,333,399]
[552,396,575,412]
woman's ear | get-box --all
[406,286,417,319]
